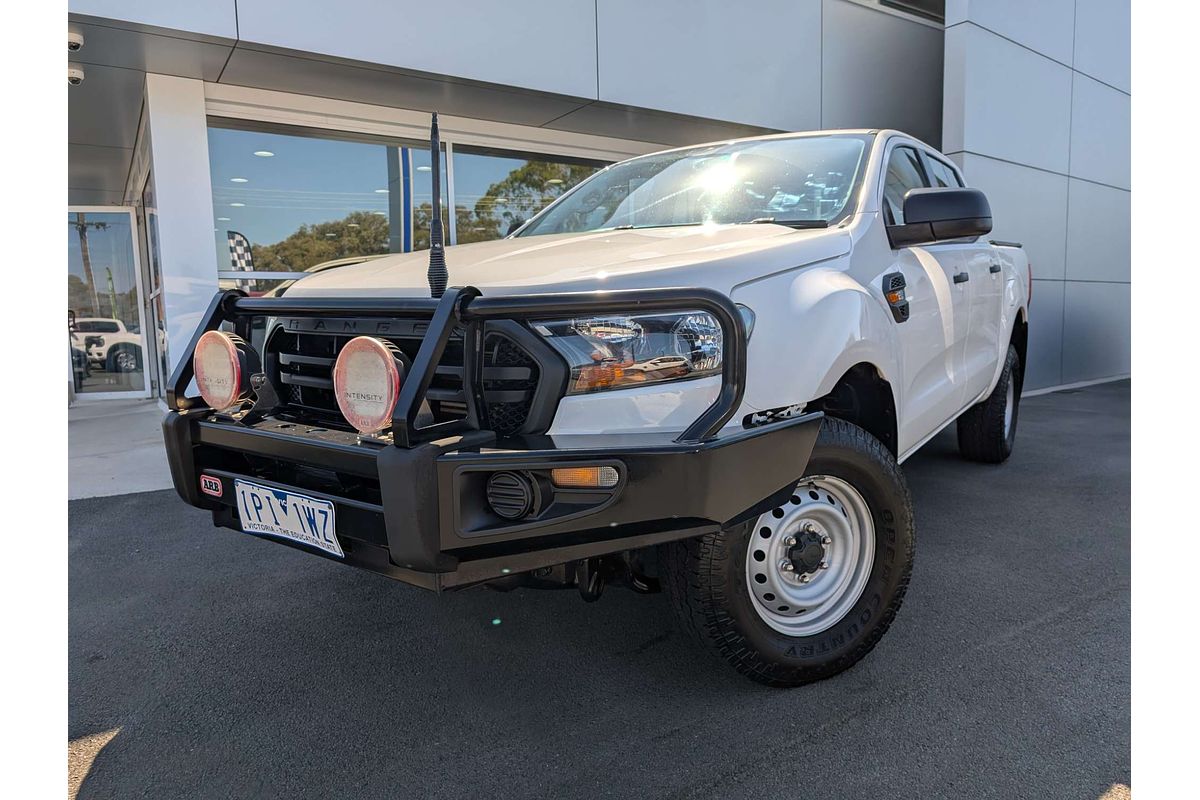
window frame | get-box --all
[880,143,931,227]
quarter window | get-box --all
[924,156,963,188]
[882,146,928,225]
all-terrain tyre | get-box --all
[956,344,1021,463]
[661,417,914,687]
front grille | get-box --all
[267,321,542,436]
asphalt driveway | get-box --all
[68,381,1130,799]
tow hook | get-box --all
[578,558,605,602]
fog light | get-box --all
[550,466,620,489]
[486,471,535,520]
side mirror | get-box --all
[887,187,992,248]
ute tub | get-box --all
[162,285,822,590]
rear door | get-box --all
[880,142,972,449]
[922,152,1005,405]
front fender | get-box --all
[733,265,902,414]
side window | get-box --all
[925,156,963,188]
[882,146,928,225]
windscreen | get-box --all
[518,134,871,236]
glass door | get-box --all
[137,171,169,399]
[67,207,150,399]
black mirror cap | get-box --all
[888,187,993,247]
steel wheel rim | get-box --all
[116,351,136,371]
[1004,379,1014,436]
[745,475,875,636]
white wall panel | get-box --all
[144,75,220,372]
[1065,179,1131,283]
[597,0,822,131]
[821,0,944,146]
[1024,280,1064,390]
[957,153,1069,280]
[943,23,1072,173]
[1073,0,1131,92]
[69,0,238,38]
[236,0,599,100]
[944,0,1075,65]
[1069,74,1131,189]
[1061,281,1131,383]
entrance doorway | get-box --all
[67,207,150,400]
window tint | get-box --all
[882,146,928,225]
[925,156,963,188]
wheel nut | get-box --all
[803,523,817,534]
[780,560,794,572]
[822,535,832,545]
[819,561,829,570]
[784,535,797,546]
[799,574,811,583]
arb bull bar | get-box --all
[162,286,822,590]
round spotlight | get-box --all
[332,337,404,433]
[193,330,259,411]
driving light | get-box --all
[332,336,404,433]
[534,310,723,394]
[193,330,258,412]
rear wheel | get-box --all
[661,417,914,687]
[957,344,1020,463]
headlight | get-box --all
[533,310,723,394]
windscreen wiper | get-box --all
[744,217,829,229]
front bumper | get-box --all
[164,411,821,590]
[162,285,822,590]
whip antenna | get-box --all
[426,112,448,298]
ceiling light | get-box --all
[230,177,248,183]
[230,202,245,207]
[373,211,387,216]
[347,223,360,228]
[547,178,563,184]
[416,165,431,172]
[325,233,337,238]
[217,217,231,221]
[375,188,389,194]
[253,150,274,157]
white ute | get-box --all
[167,128,1029,687]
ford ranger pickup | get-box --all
[164,119,1030,687]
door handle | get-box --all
[989,264,1002,274]
[953,271,970,284]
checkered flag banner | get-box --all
[227,231,256,290]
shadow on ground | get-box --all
[69,382,1130,799]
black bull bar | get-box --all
[162,286,822,590]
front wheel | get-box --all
[661,417,914,687]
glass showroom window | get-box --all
[68,210,146,395]
[207,123,447,285]
[451,147,605,244]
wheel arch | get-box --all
[807,362,899,456]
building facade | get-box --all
[66,0,1129,402]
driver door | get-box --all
[880,144,972,452]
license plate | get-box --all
[233,479,342,558]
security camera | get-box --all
[68,66,85,86]
[68,31,84,52]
